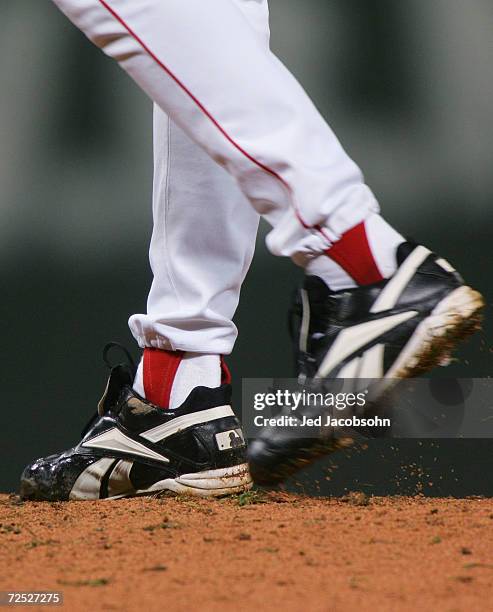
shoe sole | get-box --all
[248,438,354,487]
[108,463,253,500]
[386,285,485,380]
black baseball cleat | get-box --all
[290,242,484,382]
[20,346,252,501]
[248,242,484,484]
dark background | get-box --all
[1,0,492,495]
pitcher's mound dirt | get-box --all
[1,492,493,611]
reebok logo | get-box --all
[316,311,418,378]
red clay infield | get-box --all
[1,492,492,611]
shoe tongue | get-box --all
[396,241,419,266]
[303,275,333,298]
[98,364,134,415]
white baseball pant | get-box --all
[52,0,379,354]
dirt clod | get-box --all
[341,491,370,506]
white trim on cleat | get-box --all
[107,463,253,499]
[82,428,170,463]
[70,457,115,501]
[315,310,418,378]
[386,286,484,379]
[299,289,311,353]
[107,459,134,498]
[141,405,235,443]
[370,246,431,313]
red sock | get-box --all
[326,221,384,286]
[143,348,184,409]
[220,356,232,384]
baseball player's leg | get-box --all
[20,0,276,500]
[51,0,386,271]
[130,110,260,407]
[130,0,269,407]
[22,0,482,498]
[20,109,260,499]
[50,0,482,396]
